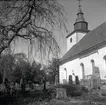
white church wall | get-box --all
[67,33,77,51]
[59,65,67,84]
[67,32,86,51]
[59,58,81,83]
[76,32,86,42]
[80,47,106,79]
[97,47,106,79]
[59,46,106,84]
[80,52,99,76]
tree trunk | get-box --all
[43,76,46,92]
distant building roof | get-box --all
[60,22,106,65]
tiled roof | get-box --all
[60,22,106,65]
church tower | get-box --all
[66,0,89,51]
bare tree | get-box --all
[0,0,67,60]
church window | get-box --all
[80,63,85,79]
[91,59,94,63]
[103,55,106,69]
[103,55,106,60]
[91,59,95,74]
[70,38,72,43]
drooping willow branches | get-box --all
[0,0,67,60]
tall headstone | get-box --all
[46,81,50,89]
[55,75,59,86]
[56,88,67,99]
[15,82,20,90]
[69,75,73,84]
[63,79,67,84]
[101,84,106,96]
[93,79,97,89]
[20,78,23,86]
[75,76,80,84]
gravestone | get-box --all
[56,88,67,99]
[75,76,80,84]
[69,75,73,84]
[55,75,59,86]
[46,81,50,89]
[93,79,98,89]
[15,82,20,90]
[20,78,23,86]
[63,79,67,84]
[100,84,106,96]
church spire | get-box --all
[77,0,83,14]
[74,0,88,31]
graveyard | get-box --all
[0,0,106,105]
[0,73,106,105]
[0,54,106,105]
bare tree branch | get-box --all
[0,0,67,61]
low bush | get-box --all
[47,87,56,99]
[56,84,82,97]
[81,86,89,93]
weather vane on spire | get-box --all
[77,0,82,7]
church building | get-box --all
[59,1,106,89]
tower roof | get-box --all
[75,5,85,22]
[74,0,88,31]
[66,0,89,38]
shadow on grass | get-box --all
[0,90,54,105]
[0,95,17,105]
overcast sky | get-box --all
[14,0,106,62]
[58,0,106,56]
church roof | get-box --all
[60,22,106,65]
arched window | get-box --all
[80,63,85,79]
[91,59,95,74]
[70,38,72,43]
[103,55,106,69]
[103,55,106,60]
[91,59,94,63]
